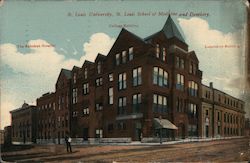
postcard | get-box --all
[0,0,249,162]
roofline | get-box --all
[202,83,244,103]
[9,105,36,114]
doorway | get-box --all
[205,125,209,137]
[83,128,89,141]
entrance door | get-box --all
[135,122,142,141]
[135,128,142,141]
[178,124,185,139]
[83,128,88,141]
[57,132,60,144]
[205,125,209,137]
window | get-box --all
[129,47,133,61]
[176,98,184,112]
[97,61,101,74]
[176,56,185,69]
[118,97,127,115]
[122,51,127,64]
[109,73,113,82]
[58,96,61,110]
[162,47,166,61]
[156,44,160,58]
[95,129,103,138]
[83,108,89,115]
[189,62,197,74]
[116,53,120,65]
[96,103,103,111]
[153,67,168,87]
[108,124,114,132]
[108,87,114,104]
[153,94,168,113]
[73,73,77,84]
[188,125,197,137]
[83,83,89,95]
[117,122,126,130]
[72,88,77,104]
[218,112,220,121]
[188,81,198,97]
[72,111,78,117]
[132,93,142,113]
[188,103,197,118]
[218,94,221,102]
[133,67,142,86]
[96,78,103,86]
[176,74,184,91]
[118,73,127,90]
[84,68,88,79]
[206,110,209,116]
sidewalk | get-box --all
[72,136,246,146]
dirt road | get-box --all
[2,137,250,162]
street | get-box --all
[1,137,250,162]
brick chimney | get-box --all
[209,82,213,88]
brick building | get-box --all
[10,103,37,144]
[10,15,245,144]
[69,15,203,142]
[36,92,56,144]
[201,83,245,138]
[36,69,72,144]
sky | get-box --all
[0,0,249,129]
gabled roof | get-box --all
[61,68,72,79]
[121,28,145,43]
[162,15,185,43]
[82,60,94,68]
[95,53,106,62]
[107,28,145,55]
[188,51,199,62]
[84,60,94,65]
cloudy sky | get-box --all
[0,0,248,129]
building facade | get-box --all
[201,83,245,138]
[36,92,56,144]
[10,103,37,144]
[68,15,203,141]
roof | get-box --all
[153,118,178,130]
[162,15,185,43]
[10,103,35,114]
[121,28,145,43]
[95,53,106,62]
[61,69,71,79]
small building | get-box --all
[10,103,37,144]
[4,126,12,145]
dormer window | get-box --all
[73,73,77,84]
[116,53,120,65]
[129,47,133,61]
[122,51,127,64]
[97,61,101,74]
[156,44,160,58]
[162,48,166,61]
[84,68,88,79]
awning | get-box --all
[153,118,178,130]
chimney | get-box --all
[209,82,213,88]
